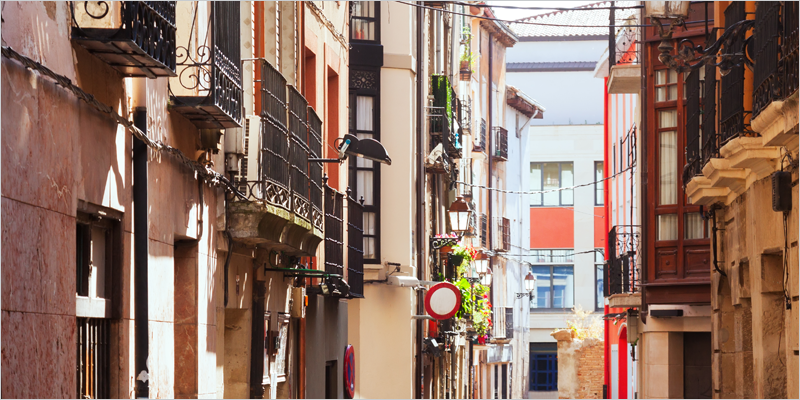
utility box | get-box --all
[291,287,306,319]
[772,171,792,212]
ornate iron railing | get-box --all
[752,2,782,119]
[476,118,487,152]
[347,193,365,298]
[459,96,472,135]
[493,127,508,160]
[260,60,291,210]
[784,1,799,97]
[684,69,702,182]
[309,108,323,226]
[71,1,177,78]
[605,225,641,296]
[325,186,344,278]
[702,62,719,166]
[171,1,242,128]
[719,2,749,142]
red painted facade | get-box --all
[529,207,574,248]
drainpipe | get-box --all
[603,76,611,399]
[133,108,150,398]
[487,31,494,325]
[639,4,648,325]
[415,2,425,398]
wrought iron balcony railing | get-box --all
[493,127,508,161]
[347,193,365,298]
[325,186,344,279]
[427,106,460,160]
[718,2,750,142]
[752,2,782,119]
[784,1,799,98]
[71,1,177,78]
[171,1,242,129]
[230,60,323,232]
[474,119,487,152]
[684,68,703,182]
[458,97,472,135]
[604,225,641,297]
[494,217,510,252]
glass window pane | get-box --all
[363,212,375,235]
[659,131,677,205]
[659,110,678,128]
[531,266,551,309]
[530,163,542,206]
[685,212,705,239]
[357,170,374,205]
[668,69,677,83]
[656,70,666,85]
[656,87,666,102]
[552,266,574,309]
[356,96,373,131]
[668,85,678,101]
[657,214,678,241]
[363,237,376,259]
[595,162,604,205]
[542,163,559,206]
[561,163,573,205]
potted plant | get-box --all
[459,52,475,81]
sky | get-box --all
[487,1,600,22]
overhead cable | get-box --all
[453,2,643,12]
[1,45,247,200]
[455,164,635,195]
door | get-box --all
[529,353,557,391]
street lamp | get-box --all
[480,272,492,287]
[647,1,754,74]
[448,197,473,236]
[516,271,536,299]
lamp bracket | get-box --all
[653,16,755,74]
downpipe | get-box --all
[133,108,150,398]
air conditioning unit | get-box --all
[232,115,262,194]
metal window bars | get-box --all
[480,214,488,249]
[171,1,243,128]
[260,60,292,210]
[459,96,472,135]
[76,317,110,400]
[324,185,344,278]
[784,1,799,97]
[347,192,365,298]
[604,225,641,296]
[289,86,312,223]
[494,217,510,252]
[475,118,487,152]
[493,127,508,160]
[684,69,702,183]
[70,1,177,78]
[459,158,473,198]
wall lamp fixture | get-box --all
[309,134,393,165]
[515,271,536,299]
[647,1,754,74]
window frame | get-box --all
[529,162,574,207]
[349,1,380,43]
[594,161,604,206]
[528,249,575,312]
[594,249,604,311]
[349,68,381,264]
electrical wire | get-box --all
[453,2,643,12]
[456,163,635,195]
[396,1,649,29]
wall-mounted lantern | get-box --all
[448,197,473,236]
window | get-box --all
[529,250,575,310]
[595,250,604,311]
[349,71,380,263]
[262,312,271,385]
[76,207,120,400]
[530,266,574,309]
[655,68,678,102]
[658,110,678,205]
[595,161,604,206]
[530,162,573,206]
[350,1,379,42]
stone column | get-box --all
[174,243,199,398]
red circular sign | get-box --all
[344,345,355,399]
[424,282,462,320]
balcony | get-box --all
[607,20,641,94]
[324,186,344,281]
[458,97,472,135]
[685,3,798,207]
[429,75,461,159]
[494,217,510,253]
[170,2,243,129]
[493,127,508,160]
[480,214,488,249]
[71,1,176,78]
[227,61,323,256]
[605,225,642,308]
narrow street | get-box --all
[1,1,798,399]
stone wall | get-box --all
[551,330,604,399]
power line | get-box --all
[456,2,643,12]
[396,1,649,29]
[456,164,635,195]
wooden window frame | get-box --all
[349,1,380,43]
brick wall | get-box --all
[552,330,604,399]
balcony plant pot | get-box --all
[448,254,465,269]
[459,60,471,81]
